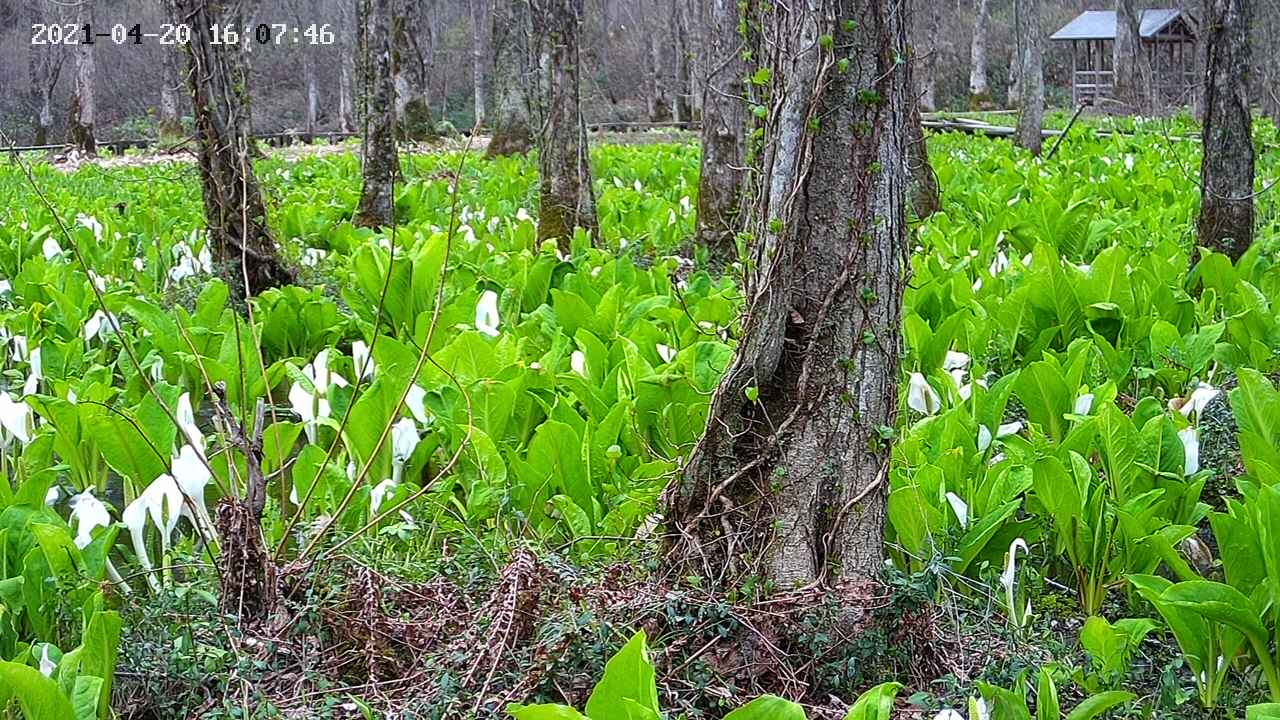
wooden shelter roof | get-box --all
[1049,9,1195,41]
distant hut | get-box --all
[1050,9,1198,107]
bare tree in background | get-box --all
[471,0,490,126]
[531,0,598,249]
[1199,0,1255,260]
[969,0,992,109]
[27,3,62,147]
[394,0,436,138]
[338,0,357,134]
[1016,0,1044,154]
[1114,0,1152,112]
[173,0,292,299]
[914,0,941,111]
[487,0,534,156]
[66,0,97,155]
[665,0,910,588]
[673,0,695,127]
[158,40,184,148]
[695,0,750,263]
[1262,0,1280,126]
[356,0,399,227]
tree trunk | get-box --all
[1262,0,1280,127]
[695,0,751,263]
[531,0,599,250]
[908,105,941,218]
[487,0,535,156]
[1195,0,1210,120]
[471,0,490,127]
[648,31,671,121]
[159,42,185,148]
[969,0,992,109]
[174,0,293,300]
[1015,0,1044,155]
[66,0,97,155]
[914,0,941,111]
[673,0,695,127]
[338,0,357,133]
[664,0,909,589]
[27,2,61,147]
[303,52,319,141]
[356,0,401,228]
[395,1,436,140]
[1199,0,1255,260]
[1113,0,1152,112]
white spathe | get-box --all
[391,418,419,484]
[68,488,112,549]
[656,343,676,363]
[1180,383,1219,420]
[996,421,1023,438]
[352,340,374,380]
[1074,393,1094,416]
[44,485,61,506]
[171,444,214,534]
[945,492,969,529]
[405,384,431,425]
[176,392,204,455]
[933,711,965,720]
[475,290,501,337]
[1000,538,1031,626]
[38,645,56,677]
[571,350,587,378]
[0,392,34,445]
[83,310,120,344]
[1179,427,1200,476]
[907,373,942,415]
[42,236,63,260]
[289,350,350,444]
[978,425,993,452]
[370,478,396,515]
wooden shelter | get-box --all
[1050,9,1198,107]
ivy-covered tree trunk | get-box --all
[66,0,97,156]
[665,0,909,588]
[1015,0,1044,155]
[1199,0,1255,260]
[356,0,400,228]
[1113,0,1151,112]
[969,0,992,109]
[695,0,751,263]
[531,0,598,250]
[487,0,535,156]
[174,0,293,299]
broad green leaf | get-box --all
[1064,691,1134,720]
[0,660,77,720]
[842,681,902,720]
[506,704,589,720]
[725,695,806,720]
[585,631,660,720]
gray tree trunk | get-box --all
[969,0,992,109]
[1016,0,1044,155]
[158,40,185,148]
[673,0,695,127]
[27,2,61,147]
[487,0,535,156]
[695,0,751,263]
[648,30,670,121]
[1262,0,1280,126]
[338,0,357,133]
[303,53,319,140]
[531,0,598,250]
[356,0,401,227]
[1199,0,1255,260]
[665,0,909,588]
[915,0,941,111]
[1114,0,1152,112]
[471,0,490,127]
[173,0,293,299]
[66,0,97,155]
[1195,0,1210,119]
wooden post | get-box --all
[1072,40,1079,105]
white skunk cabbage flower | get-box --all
[22,347,42,397]
[933,710,965,720]
[370,478,396,514]
[171,444,214,534]
[132,257,145,272]
[989,251,1010,276]
[390,418,419,484]
[68,488,111,549]
[959,378,988,401]
[122,474,184,592]
[656,343,676,363]
[997,421,1023,439]
[1000,538,1031,627]
[175,393,204,455]
[570,350,587,378]
[9,334,27,363]
[516,207,532,223]
[352,340,374,381]
[45,485,61,506]
[1179,427,1200,476]
[301,248,327,267]
[38,645,56,677]
[971,697,991,720]
[945,492,969,529]
[944,351,971,386]
[978,425,993,453]
[1179,383,1219,421]
[0,279,10,295]
[405,384,431,425]
[0,392,34,445]
[907,373,942,415]
[83,310,120,344]
[1074,393,1094,416]
[289,350,349,443]
[475,290,501,337]
[76,213,103,241]
[42,237,64,260]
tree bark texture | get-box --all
[471,0,490,126]
[394,3,436,140]
[1262,0,1280,127]
[665,0,909,589]
[673,0,696,127]
[66,0,97,155]
[356,0,401,228]
[531,0,599,250]
[159,40,185,147]
[908,104,941,218]
[969,0,992,109]
[487,0,535,156]
[1015,0,1044,154]
[338,0,358,133]
[914,0,941,111]
[173,0,293,300]
[1199,0,1255,260]
[27,2,61,147]
[1113,0,1152,112]
[696,0,752,263]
